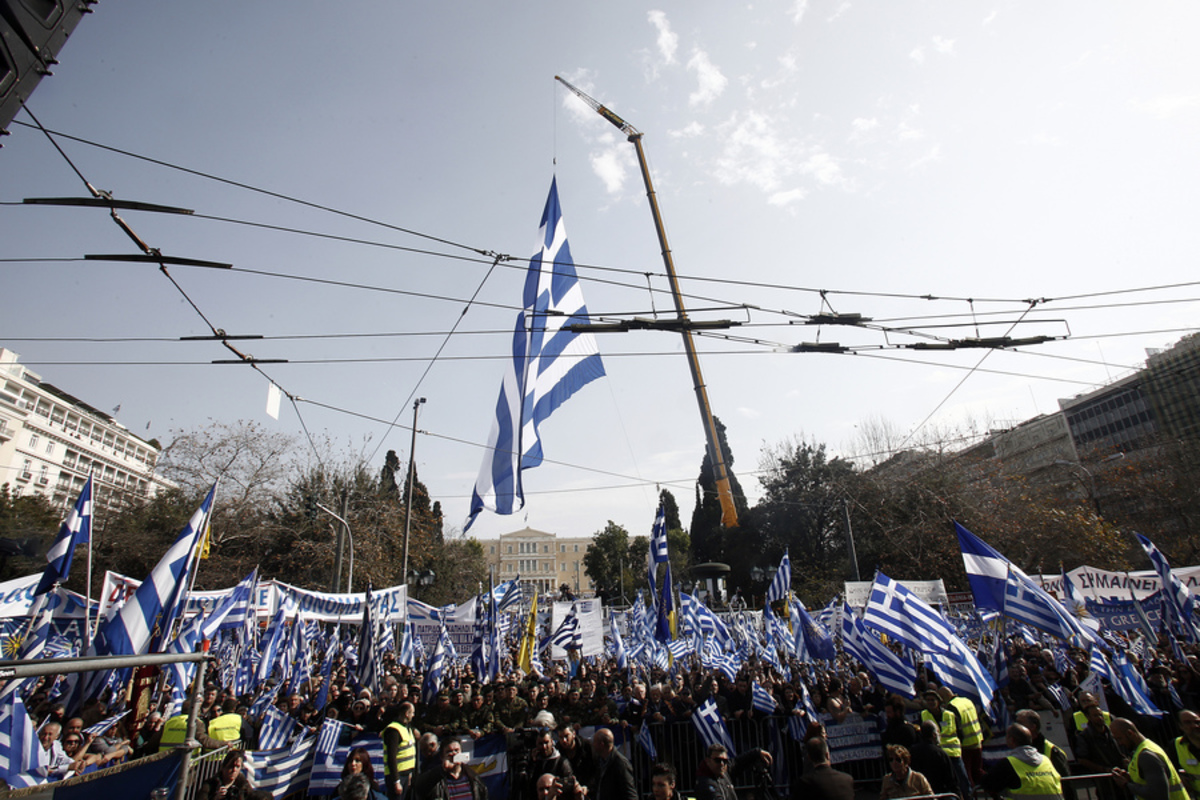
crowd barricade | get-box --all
[621,711,887,799]
[183,745,234,800]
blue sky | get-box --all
[2,1,1199,543]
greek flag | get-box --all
[0,695,46,786]
[357,586,380,695]
[421,627,450,705]
[255,600,293,689]
[548,604,581,651]
[840,601,917,697]
[243,733,315,797]
[92,485,215,659]
[467,178,606,529]
[1136,533,1199,642]
[1061,570,1101,635]
[692,697,735,753]
[610,613,627,670]
[309,734,384,794]
[956,522,1094,644]
[792,599,836,662]
[751,681,778,714]
[650,504,670,563]
[864,572,995,704]
[258,706,299,751]
[1110,650,1162,716]
[765,551,791,606]
[397,621,418,670]
[33,477,92,595]
[636,722,657,760]
[656,561,674,643]
[492,578,525,613]
[83,710,129,738]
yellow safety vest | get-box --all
[1074,709,1111,732]
[1128,739,1188,800]
[922,709,962,758]
[207,713,242,744]
[1008,755,1063,800]
[950,697,983,749]
[1174,738,1200,799]
[158,714,190,752]
[384,721,417,778]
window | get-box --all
[574,544,579,552]
[29,433,39,448]
[560,545,566,552]
[45,441,54,455]
[490,545,495,554]
[507,545,513,554]
[543,544,549,553]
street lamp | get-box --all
[407,569,435,599]
[1053,459,1102,515]
[316,501,354,593]
[402,397,426,583]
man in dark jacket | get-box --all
[410,738,488,800]
[587,728,636,800]
[910,720,959,798]
[694,743,773,800]
[797,738,855,800]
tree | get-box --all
[380,450,402,498]
[688,416,752,565]
[583,521,645,605]
[750,438,856,604]
[0,484,60,583]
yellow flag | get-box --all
[198,514,212,560]
[516,592,538,674]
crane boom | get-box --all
[554,76,740,529]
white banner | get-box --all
[843,578,948,609]
[0,574,92,620]
[408,597,477,653]
[1035,564,1200,602]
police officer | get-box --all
[1112,717,1189,800]
[383,702,418,800]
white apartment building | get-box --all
[482,527,595,598]
[0,348,172,514]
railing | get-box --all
[182,745,233,800]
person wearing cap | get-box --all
[464,692,495,740]
[1112,717,1189,800]
[383,702,418,800]
[981,723,1064,800]
[921,689,972,799]
[494,683,529,734]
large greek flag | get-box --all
[765,551,791,606]
[1136,533,1199,642]
[467,178,605,529]
[92,485,215,659]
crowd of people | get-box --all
[9,620,1200,800]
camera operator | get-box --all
[536,774,586,800]
[517,730,574,800]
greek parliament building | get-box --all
[483,527,596,598]
[0,349,173,514]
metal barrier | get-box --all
[182,745,233,800]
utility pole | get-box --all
[556,75,739,529]
[842,497,860,582]
[402,397,426,582]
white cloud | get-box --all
[897,121,923,141]
[789,0,808,24]
[908,144,941,170]
[590,136,637,193]
[738,406,763,419]
[932,36,955,55]
[669,121,706,138]
[768,188,807,206]
[687,50,728,107]
[648,11,678,65]
[909,47,925,64]
[713,111,848,197]
[849,117,879,142]
[983,9,998,25]
[828,2,851,22]
[1131,94,1200,119]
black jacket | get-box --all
[587,750,636,800]
[410,766,489,800]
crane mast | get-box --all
[555,76,740,529]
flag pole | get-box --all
[84,471,95,641]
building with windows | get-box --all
[0,348,172,514]
[482,527,595,598]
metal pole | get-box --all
[629,134,739,529]
[402,397,426,583]
[176,641,210,800]
[842,497,860,582]
[316,501,354,593]
[0,649,211,679]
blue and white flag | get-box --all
[547,604,581,651]
[309,733,384,794]
[421,627,450,705]
[765,551,791,607]
[258,705,299,751]
[636,722,657,760]
[0,695,46,786]
[610,613,628,670]
[650,504,670,563]
[792,598,836,662]
[467,178,606,529]
[492,578,525,613]
[840,601,917,697]
[693,697,735,753]
[83,710,129,738]
[34,477,92,596]
[751,682,778,714]
[244,733,315,797]
[656,561,674,643]
[1110,650,1163,717]
[864,572,995,704]
[397,621,419,670]
[956,522,1094,643]
[1136,533,1199,642]
[92,485,215,659]
[357,586,380,695]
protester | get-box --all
[409,738,488,800]
[880,744,934,800]
[200,751,268,800]
[587,727,636,800]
